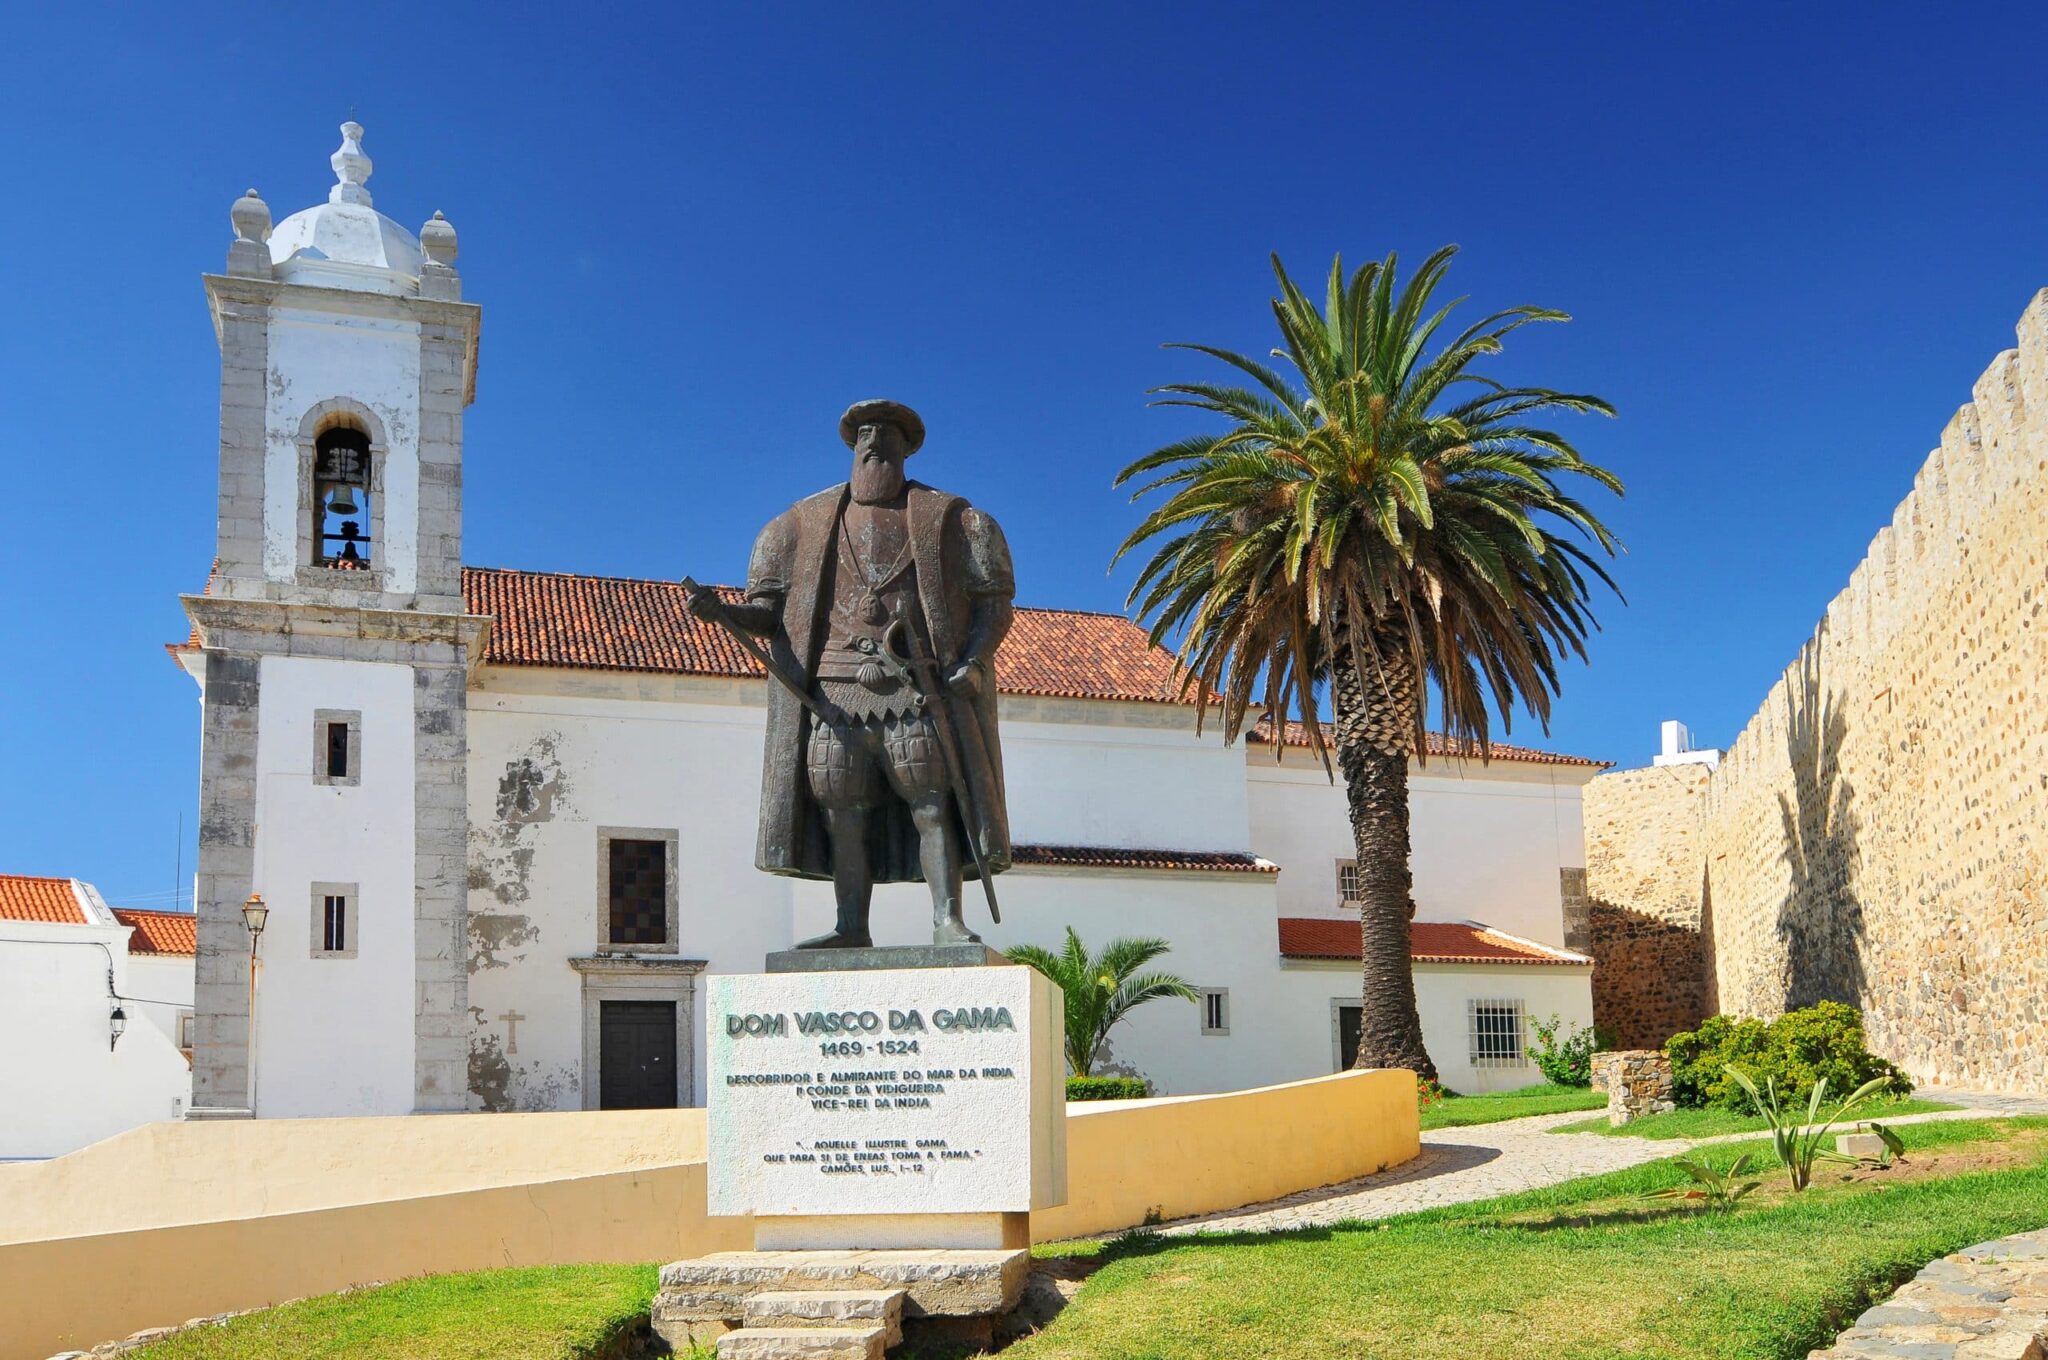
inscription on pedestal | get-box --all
[707,965,1064,1218]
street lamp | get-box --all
[109,1004,127,1052]
[243,893,267,1114]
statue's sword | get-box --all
[861,607,1002,925]
[679,577,841,726]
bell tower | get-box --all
[184,123,485,1118]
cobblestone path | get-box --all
[1809,1229,2048,1359]
[1155,1110,1672,1235]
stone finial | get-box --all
[231,188,271,242]
[329,120,373,207]
[420,210,458,266]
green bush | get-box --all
[1528,1014,1605,1087]
[1666,1002,1910,1111]
[1067,1075,1150,1101]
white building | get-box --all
[171,125,1602,1123]
[0,876,195,1158]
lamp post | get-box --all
[109,1003,127,1052]
[242,893,268,1115]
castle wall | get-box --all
[1582,764,1711,1048]
[1587,289,2048,1093]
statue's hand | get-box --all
[684,584,726,622]
[944,658,984,697]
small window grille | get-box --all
[326,721,351,779]
[314,427,373,570]
[1468,999,1527,1068]
[1336,859,1362,904]
[608,839,669,946]
[322,894,349,953]
[1198,988,1229,1036]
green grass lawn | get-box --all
[1549,1096,1959,1140]
[129,1264,655,1360]
[1418,1081,1608,1129]
[1015,1118,2048,1360]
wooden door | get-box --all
[599,1000,677,1109]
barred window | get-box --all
[607,838,669,946]
[1335,859,1362,904]
[1469,999,1527,1067]
[310,881,358,959]
[1198,988,1229,1036]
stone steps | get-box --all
[744,1289,905,1345]
[653,1248,1028,1352]
[716,1325,889,1360]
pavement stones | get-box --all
[1807,1230,2048,1359]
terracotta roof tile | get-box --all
[0,875,87,925]
[460,568,1190,705]
[1278,917,1592,965]
[1249,715,1608,768]
[1012,845,1278,874]
[113,908,199,955]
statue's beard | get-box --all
[851,453,906,504]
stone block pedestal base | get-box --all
[653,1249,1031,1356]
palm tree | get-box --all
[1006,927,1200,1077]
[1114,247,1622,1080]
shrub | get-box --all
[1067,1075,1149,1101]
[1666,1002,1910,1111]
[1528,1014,1605,1087]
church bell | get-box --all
[326,484,360,517]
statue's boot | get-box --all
[795,926,874,950]
[932,899,983,947]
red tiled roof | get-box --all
[1277,917,1592,966]
[0,875,86,925]
[460,568,1190,705]
[1248,715,1608,768]
[1012,845,1278,874]
[114,908,199,955]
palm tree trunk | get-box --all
[1330,618,1439,1083]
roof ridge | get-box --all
[0,872,72,884]
[111,905,199,918]
[464,565,1152,626]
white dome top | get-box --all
[265,123,424,295]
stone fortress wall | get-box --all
[1586,289,2048,1094]
[1582,764,1712,1048]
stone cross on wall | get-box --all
[499,1011,527,1055]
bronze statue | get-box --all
[685,400,1014,948]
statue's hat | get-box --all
[839,399,926,455]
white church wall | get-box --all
[0,921,191,1159]
[260,307,424,592]
[464,676,790,1112]
[996,698,1252,852]
[1249,753,1592,946]
[250,655,417,1117]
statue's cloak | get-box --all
[746,481,1014,883]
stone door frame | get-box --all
[569,955,707,1110]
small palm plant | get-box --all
[1006,928,1200,1077]
[1727,1068,1892,1191]
[1645,1153,1763,1212]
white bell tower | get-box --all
[183,123,486,1118]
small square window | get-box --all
[1198,987,1229,1036]
[1469,999,1527,1067]
[597,828,678,952]
[310,881,358,959]
[312,710,362,787]
[1336,859,1362,905]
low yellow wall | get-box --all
[0,1070,1414,1358]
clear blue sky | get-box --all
[5,3,2045,908]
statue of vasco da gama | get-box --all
[687,399,1015,949]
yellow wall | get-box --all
[0,1069,1414,1358]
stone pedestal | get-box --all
[656,952,1068,1353]
[1591,1049,1676,1126]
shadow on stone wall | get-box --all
[1774,646,1867,1011]
[1590,901,1710,1050]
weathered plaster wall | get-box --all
[1588,290,2048,1094]
[1583,764,1712,1048]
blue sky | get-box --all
[5,3,2046,907]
